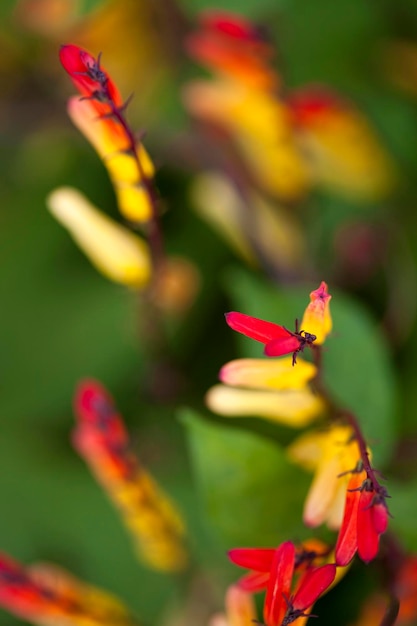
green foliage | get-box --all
[224,268,398,466]
[181,408,311,547]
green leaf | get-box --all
[388,479,417,552]
[224,268,398,466]
[180,408,311,546]
[180,0,287,19]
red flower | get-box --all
[229,541,336,626]
[225,312,316,364]
[59,44,122,108]
[335,471,389,566]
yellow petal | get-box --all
[225,585,257,626]
[47,187,151,287]
[300,281,332,345]
[206,385,325,427]
[183,80,309,200]
[190,172,306,271]
[220,356,317,390]
[296,101,396,201]
[67,97,154,223]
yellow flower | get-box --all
[206,356,325,427]
[47,187,151,288]
[300,281,332,345]
[67,97,154,223]
[287,425,361,529]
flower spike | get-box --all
[73,379,188,572]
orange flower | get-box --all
[73,379,188,572]
[0,553,136,626]
[60,44,155,223]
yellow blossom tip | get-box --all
[46,187,151,288]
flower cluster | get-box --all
[209,281,391,625]
[73,379,188,572]
[206,282,330,427]
[184,11,396,203]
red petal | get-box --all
[73,379,128,444]
[264,542,295,626]
[335,473,363,566]
[357,490,380,563]
[225,312,292,344]
[372,501,388,535]
[59,44,122,105]
[238,571,270,592]
[264,336,301,357]
[292,564,336,611]
[199,10,263,42]
[228,548,275,571]
[288,86,345,126]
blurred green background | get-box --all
[2,0,417,624]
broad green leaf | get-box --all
[180,408,311,547]
[224,268,398,466]
[180,0,287,19]
[388,479,417,551]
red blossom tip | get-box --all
[264,542,295,626]
[225,312,293,344]
[228,548,275,572]
[292,564,336,611]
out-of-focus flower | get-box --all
[288,86,396,201]
[150,256,201,315]
[350,553,417,625]
[190,172,306,272]
[335,468,389,566]
[185,10,279,92]
[184,11,396,204]
[60,44,155,223]
[209,585,256,626]
[47,187,151,288]
[183,79,310,201]
[288,425,360,530]
[229,541,336,626]
[73,379,188,572]
[0,553,137,626]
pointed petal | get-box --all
[335,472,364,566]
[225,312,292,344]
[228,548,275,571]
[300,281,332,345]
[292,564,336,611]
[264,542,295,626]
[59,44,122,106]
[237,571,270,592]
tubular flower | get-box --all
[190,172,306,272]
[73,379,188,572]
[0,553,137,626]
[335,468,389,566]
[60,44,155,223]
[209,584,257,626]
[229,541,336,626]
[224,312,317,363]
[184,12,395,203]
[185,10,279,92]
[47,187,151,288]
[287,86,396,201]
[299,281,332,345]
[206,284,331,427]
[287,425,361,530]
